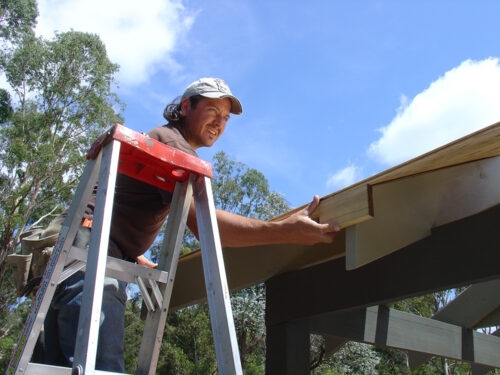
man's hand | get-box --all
[189,194,339,248]
[279,195,339,246]
[136,255,157,268]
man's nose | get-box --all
[213,115,225,127]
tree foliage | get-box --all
[212,151,289,221]
[0,0,38,40]
[0,26,123,294]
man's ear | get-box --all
[180,97,191,117]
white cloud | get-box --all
[326,165,361,190]
[368,58,500,165]
[36,0,195,86]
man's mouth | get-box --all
[207,128,217,136]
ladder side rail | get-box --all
[194,176,243,375]
[72,140,121,374]
[135,175,195,375]
[7,154,103,375]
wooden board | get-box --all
[170,231,346,310]
[346,155,500,269]
[170,184,373,310]
[171,121,500,308]
[318,184,373,228]
[310,306,500,368]
[274,120,500,223]
[408,279,500,370]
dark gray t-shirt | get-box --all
[104,123,197,259]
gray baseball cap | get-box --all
[182,78,243,115]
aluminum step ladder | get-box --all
[6,124,243,375]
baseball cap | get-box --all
[182,78,243,115]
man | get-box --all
[44,78,339,371]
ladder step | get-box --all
[68,246,168,284]
[25,362,130,375]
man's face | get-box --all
[181,97,231,149]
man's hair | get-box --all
[163,95,203,124]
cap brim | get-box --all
[200,92,243,115]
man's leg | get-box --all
[52,272,128,371]
[96,278,127,371]
[45,224,128,371]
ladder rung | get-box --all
[25,362,131,375]
[69,246,168,284]
[58,260,86,284]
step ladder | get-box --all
[6,124,243,375]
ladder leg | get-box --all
[6,153,103,375]
[136,175,195,375]
[194,176,243,375]
[73,140,121,374]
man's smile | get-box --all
[207,126,218,136]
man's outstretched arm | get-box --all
[187,195,339,248]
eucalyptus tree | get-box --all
[0,0,38,40]
[0,29,123,293]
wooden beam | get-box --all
[170,233,346,310]
[408,279,500,370]
[317,183,373,229]
[471,329,500,375]
[434,279,500,329]
[273,121,500,223]
[347,156,500,269]
[369,120,500,185]
[478,308,500,328]
[310,306,500,368]
[266,204,500,326]
[170,123,500,310]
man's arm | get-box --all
[187,195,339,248]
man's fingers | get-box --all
[318,222,340,233]
[305,195,321,217]
[322,232,337,243]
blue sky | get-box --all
[34,0,500,208]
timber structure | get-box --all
[170,121,500,374]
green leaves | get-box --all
[211,151,290,220]
[0,0,38,40]
[0,8,123,303]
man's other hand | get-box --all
[279,195,339,246]
[136,255,157,268]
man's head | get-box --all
[163,78,242,149]
[182,78,242,115]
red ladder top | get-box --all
[87,124,213,192]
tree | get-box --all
[0,11,122,301]
[211,151,289,221]
[0,0,38,40]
